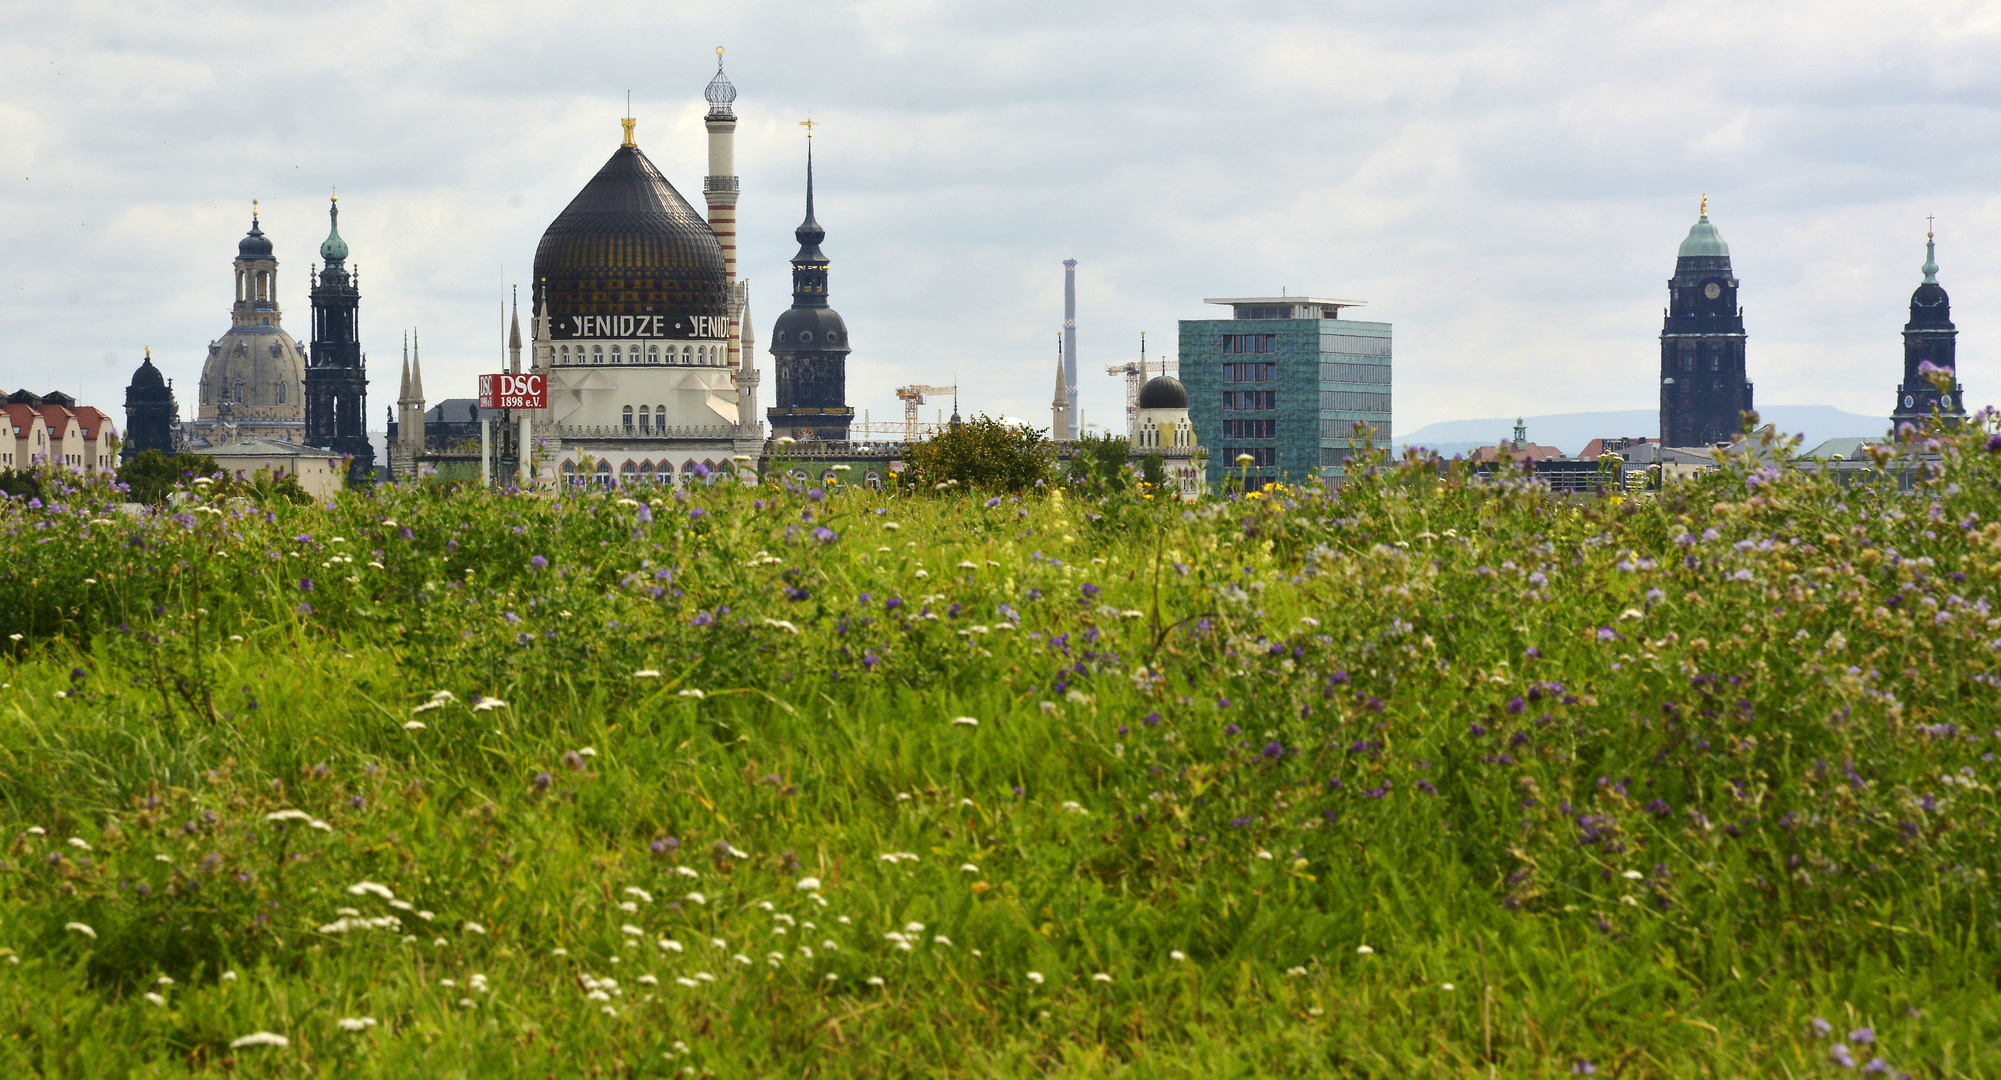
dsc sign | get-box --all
[478,373,546,410]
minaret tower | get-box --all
[306,192,374,481]
[1892,220,1965,427]
[704,49,742,371]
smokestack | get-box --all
[1063,259,1078,441]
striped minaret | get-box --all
[703,49,742,370]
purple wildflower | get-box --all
[530,555,548,570]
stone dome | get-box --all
[1137,374,1188,410]
[238,215,273,259]
[128,354,167,393]
[1678,213,1730,259]
[532,131,728,327]
[771,307,849,353]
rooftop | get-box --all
[1205,296,1367,319]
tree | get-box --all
[1140,451,1168,489]
[903,415,1054,493]
[1066,432,1132,494]
[117,450,219,504]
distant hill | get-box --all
[1401,406,1890,458]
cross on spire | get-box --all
[799,117,816,137]
[1927,213,1935,239]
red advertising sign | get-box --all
[478,373,547,410]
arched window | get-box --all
[1680,353,1692,373]
[681,345,692,364]
[647,345,659,364]
[593,345,604,364]
[620,461,637,483]
[638,405,651,433]
[561,460,578,486]
[1709,345,1720,372]
[595,460,613,488]
[622,406,634,432]
[277,382,286,403]
[611,345,622,363]
[639,461,655,482]
[559,345,570,365]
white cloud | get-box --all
[0,0,1995,434]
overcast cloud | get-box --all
[2,0,1997,439]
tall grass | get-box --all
[0,424,1995,1076]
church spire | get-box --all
[789,129,829,307]
[1922,220,1939,284]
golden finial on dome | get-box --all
[252,198,259,219]
[621,116,635,147]
[331,184,337,204]
[717,46,724,58]
[1699,193,1707,218]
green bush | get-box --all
[115,449,219,504]
[1066,431,1132,494]
[902,413,1053,493]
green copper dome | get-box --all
[319,198,349,263]
[1677,211,1729,259]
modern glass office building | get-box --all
[1179,297,1391,488]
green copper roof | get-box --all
[319,199,349,262]
[1678,212,1729,259]
[1921,234,1938,283]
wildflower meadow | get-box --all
[1,422,1998,1077]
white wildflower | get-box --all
[1441,983,1456,991]
[471,698,507,712]
[638,974,658,985]
[64,922,95,939]
[678,689,706,699]
[463,922,487,935]
[695,972,715,983]
[143,992,166,1006]
[634,670,661,678]
[264,809,312,823]
[1026,971,1045,984]
[1255,850,1273,861]
[1170,950,1187,962]
[221,971,238,982]
[732,954,752,966]
[403,720,427,731]
[904,922,925,933]
[1356,945,1375,955]
[960,863,979,873]
[25,827,44,836]
[761,618,801,634]
[66,837,90,850]
[428,689,455,702]
[673,866,700,878]
[411,701,443,715]
[229,1032,289,1048]
[951,716,979,727]
[337,1017,377,1031]
[347,881,394,899]
[685,893,706,905]
[657,939,684,953]
[866,976,885,987]
[796,876,821,891]
[1092,972,1112,983]
[675,977,699,988]
[624,886,653,903]
[933,936,952,946]
[1287,966,1308,976]
[1622,869,1644,880]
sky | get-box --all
[2,0,1998,441]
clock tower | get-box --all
[1659,198,1752,447]
[1891,226,1964,428]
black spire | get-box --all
[1893,225,1964,425]
[790,139,828,306]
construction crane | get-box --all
[896,384,956,444]
[1105,331,1151,432]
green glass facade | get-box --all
[1179,312,1391,488]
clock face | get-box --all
[1941,395,1953,409]
[1703,282,1722,300]
[1904,395,1916,409]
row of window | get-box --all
[1222,447,1278,467]
[1223,362,1276,383]
[620,405,677,433]
[1675,348,1728,372]
[1220,419,1276,439]
[1222,391,1277,411]
[1319,361,1390,385]
[1319,390,1391,413]
[557,342,725,366]
[1221,335,1276,354]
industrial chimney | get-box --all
[1063,259,1078,441]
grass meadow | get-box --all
[0,429,1997,1077]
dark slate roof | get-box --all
[1137,375,1189,410]
[532,143,728,322]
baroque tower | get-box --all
[1892,224,1965,427]
[1659,197,1752,447]
[768,131,854,441]
[121,348,179,461]
[306,194,374,480]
